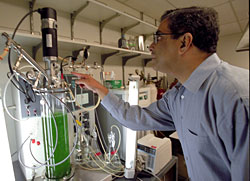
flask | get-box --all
[106,131,122,168]
[90,128,103,167]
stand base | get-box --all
[124,168,135,179]
[40,166,75,181]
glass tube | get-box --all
[41,92,71,179]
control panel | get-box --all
[18,79,41,118]
[64,74,95,111]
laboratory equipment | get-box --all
[90,128,103,168]
[106,130,122,168]
[2,7,75,180]
[1,5,123,180]
[40,92,71,179]
[137,134,172,174]
[97,86,153,162]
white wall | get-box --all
[0,44,18,161]
[217,33,249,69]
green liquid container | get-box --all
[41,93,71,179]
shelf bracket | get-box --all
[121,22,140,35]
[99,13,120,44]
[32,42,42,59]
[155,19,158,26]
[142,58,152,72]
[29,0,36,35]
[122,53,140,87]
[143,58,152,67]
[140,12,144,21]
[101,50,119,66]
[71,1,90,40]
[143,33,153,41]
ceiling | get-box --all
[116,0,249,37]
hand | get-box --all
[71,72,109,99]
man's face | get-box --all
[149,19,180,74]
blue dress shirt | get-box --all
[101,53,249,181]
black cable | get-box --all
[24,81,36,103]
[7,72,25,93]
[7,72,36,104]
[8,9,39,74]
[60,55,74,76]
[7,9,40,103]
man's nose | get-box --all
[149,42,155,52]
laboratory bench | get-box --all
[13,156,177,181]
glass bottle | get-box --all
[118,34,128,49]
[74,125,83,163]
[40,92,71,179]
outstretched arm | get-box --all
[71,72,175,131]
[71,72,109,99]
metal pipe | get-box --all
[1,32,49,80]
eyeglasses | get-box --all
[153,31,185,44]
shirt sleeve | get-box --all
[101,92,175,131]
[218,97,249,181]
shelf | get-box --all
[58,36,152,59]
[0,28,152,59]
[34,0,158,35]
[1,0,155,62]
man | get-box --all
[73,6,249,181]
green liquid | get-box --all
[42,112,71,179]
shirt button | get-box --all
[181,95,184,99]
[181,116,183,119]
[185,156,188,161]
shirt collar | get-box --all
[183,53,222,93]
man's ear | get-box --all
[179,33,193,54]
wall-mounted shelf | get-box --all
[34,0,158,37]
[0,28,152,59]
[1,0,154,74]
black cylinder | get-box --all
[39,7,58,58]
[39,7,57,20]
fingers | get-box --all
[71,72,89,78]
[75,79,86,85]
[75,79,88,90]
[71,72,90,85]
[79,84,86,89]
